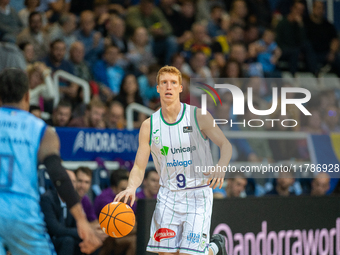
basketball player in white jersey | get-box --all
[115,66,232,255]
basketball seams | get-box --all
[114,216,135,227]
[107,202,124,236]
[99,203,110,225]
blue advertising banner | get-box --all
[56,128,140,161]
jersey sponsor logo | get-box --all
[72,131,138,154]
[160,146,169,156]
[153,136,160,145]
[183,126,193,133]
[153,129,159,134]
[170,146,196,154]
[167,159,192,167]
[153,228,176,242]
[187,232,201,244]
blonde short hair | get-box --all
[156,65,182,85]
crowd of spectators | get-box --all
[0,0,339,145]
[1,0,338,161]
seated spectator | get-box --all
[276,1,318,75]
[68,99,106,128]
[49,13,78,58]
[182,23,212,60]
[305,1,340,76]
[266,171,296,196]
[18,0,48,27]
[247,0,272,29]
[248,29,282,77]
[229,42,263,77]
[40,170,82,255]
[114,73,146,128]
[176,0,196,45]
[27,62,54,109]
[212,23,244,70]
[69,41,92,82]
[45,100,73,127]
[0,0,23,40]
[181,51,215,85]
[75,10,104,65]
[160,0,195,46]
[213,173,247,198]
[136,168,160,199]
[229,0,249,27]
[93,45,125,99]
[207,4,225,38]
[310,173,330,196]
[105,14,128,54]
[37,0,71,21]
[29,105,42,118]
[19,42,35,64]
[43,39,74,75]
[321,106,340,133]
[138,63,160,106]
[244,24,260,46]
[17,12,49,61]
[0,39,27,71]
[219,59,243,88]
[126,27,156,74]
[74,167,97,223]
[93,169,137,255]
[42,39,74,107]
[106,101,125,129]
[93,0,110,35]
[126,0,177,65]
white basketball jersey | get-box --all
[150,103,213,190]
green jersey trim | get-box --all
[194,107,208,141]
[149,115,153,146]
[160,103,186,126]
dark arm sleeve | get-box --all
[43,155,80,209]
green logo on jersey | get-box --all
[160,146,169,156]
[153,129,159,134]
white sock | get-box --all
[209,242,219,255]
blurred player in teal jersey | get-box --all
[0,69,101,255]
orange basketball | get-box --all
[99,202,135,238]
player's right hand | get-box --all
[77,219,102,254]
[114,188,136,207]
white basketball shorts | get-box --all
[147,185,213,255]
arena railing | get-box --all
[126,103,155,130]
[52,70,91,107]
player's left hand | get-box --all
[207,177,224,189]
[207,164,225,189]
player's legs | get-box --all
[147,187,182,254]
